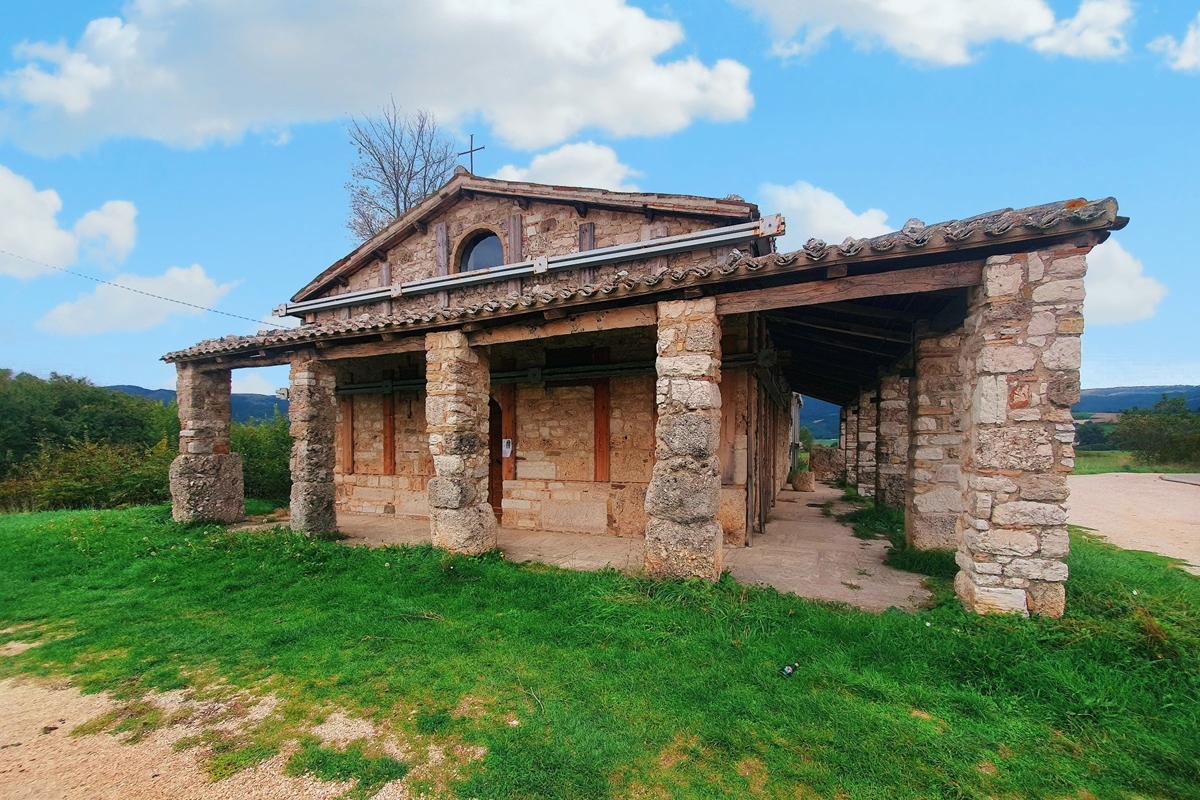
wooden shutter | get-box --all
[506,213,523,296]
[434,222,449,308]
[579,222,596,284]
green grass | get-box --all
[838,500,960,580]
[1,506,1199,798]
[1073,450,1196,476]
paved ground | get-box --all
[337,482,930,612]
[1068,472,1200,575]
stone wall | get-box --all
[644,298,724,579]
[315,196,728,320]
[906,332,965,550]
[424,331,497,553]
[842,405,858,487]
[855,389,877,499]
[288,358,337,533]
[169,365,244,524]
[809,445,844,482]
[334,392,433,517]
[953,247,1087,618]
[876,375,910,508]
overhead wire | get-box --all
[0,247,291,328]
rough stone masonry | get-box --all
[424,330,498,554]
[643,298,724,579]
[168,365,244,524]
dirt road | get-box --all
[1067,472,1200,575]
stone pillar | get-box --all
[169,365,244,523]
[875,374,910,509]
[855,389,877,499]
[954,247,1087,618]
[906,333,965,549]
[842,405,859,488]
[644,298,723,580]
[425,330,497,554]
[288,356,338,533]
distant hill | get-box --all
[800,396,841,440]
[107,385,288,423]
[1075,385,1200,414]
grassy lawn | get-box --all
[1073,450,1196,476]
[1,506,1198,798]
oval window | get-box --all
[459,231,504,272]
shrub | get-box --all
[230,412,293,504]
[0,440,173,512]
[1112,395,1200,465]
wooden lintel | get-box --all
[314,336,426,361]
[381,332,397,341]
[466,304,658,347]
[574,202,588,218]
[414,220,428,234]
[683,287,704,299]
[826,264,848,279]
[715,262,984,316]
[191,351,296,372]
[515,197,530,210]
[461,322,484,332]
[372,249,388,263]
[543,308,568,320]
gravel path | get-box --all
[1068,473,1200,575]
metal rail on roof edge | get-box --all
[274,214,785,318]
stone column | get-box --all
[875,374,910,509]
[906,333,964,549]
[644,297,723,580]
[855,388,877,499]
[425,331,497,554]
[843,405,859,488]
[169,365,244,523]
[288,356,338,533]
[954,246,1087,618]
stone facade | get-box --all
[875,374,910,509]
[644,298,724,579]
[289,357,338,533]
[906,333,965,550]
[169,365,244,523]
[809,444,844,483]
[953,248,1086,618]
[855,389,877,499]
[424,331,497,554]
[842,406,858,488]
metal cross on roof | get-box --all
[457,134,485,174]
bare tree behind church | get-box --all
[345,100,458,241]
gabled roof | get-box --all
[164,196,1123,366]
[293,170,760,303]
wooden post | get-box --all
[340,397,354,476]
[579,221,596,285]
[593,379,610,482]
[382,392,395,476]
[507,213,523,296]
[435,222,449,308]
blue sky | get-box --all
[0,0,1196,396]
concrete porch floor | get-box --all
[335,482,930,612]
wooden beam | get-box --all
[340,397,354,476]
[196,351,295,371]
[382,392,396,476]
[315,337,425,361]
[716,263,983,316]
[764,313,911,344]
[467,304,657,347]
[499,383,517,482]
[593,377,610,482]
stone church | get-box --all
[164,168,1124,618]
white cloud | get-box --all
[734,0,1131,65]
[232,371,280,395]
[0,1,753,153]
[75,200,138,263]
[1032,0,1131,58]
[1150,12,1200,72]
[492,142,641,191]
[0,164,137,278]
[1083,238,1167,325]
[759,180,891,251]
[37,264,236,334]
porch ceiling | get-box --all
[765,290,968,406]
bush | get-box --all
[1111,395,1200,466]
[0,440,173,512]
[230,412,292,504]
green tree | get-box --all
[1111,395,1200,465]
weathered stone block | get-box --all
[1026,581,1067,618]
[644,518,723,580]
[427,476,478,509]
[964,528,1039,557]
[1005,557,1068,582]
[169,454,244,524]
[991,501,1067,527]
[430,505,497,553]
[913,485,962,515]
[656,411,720,459]
[290,480,337,533]
[978,346,1037,374]
[644,462,720,523]
[1042,338,1081,370]
[1031,279,1084,304]
[955,571,1029,616]
[1018,474,1069,503]
[1040,527,1070,558]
